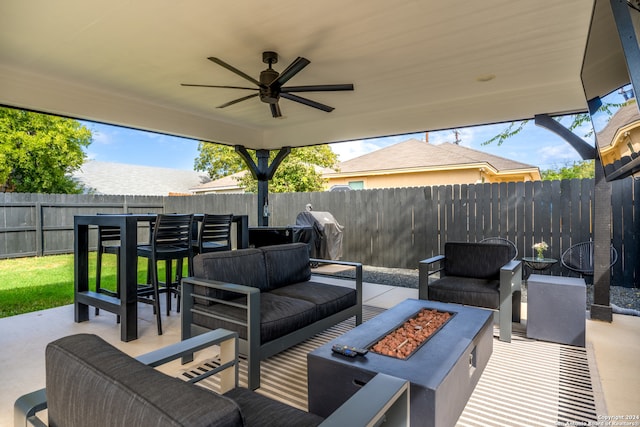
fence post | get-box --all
[35,201,43,257]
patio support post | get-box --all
[591,157,613,321]
[235,145,291,226]
[534,114,612,321]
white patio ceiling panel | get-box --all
[0,0,594,149]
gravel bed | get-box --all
[333,265,640,314]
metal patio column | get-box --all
[535,114,612,321]
[235,146,291,226]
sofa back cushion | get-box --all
[193,248,269,298]
[444,242,511,280]
[261,243,311,290]
[46,334,244,427]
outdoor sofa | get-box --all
[418,241,522,342]
[181,242,363,390]
[14,330,409,427]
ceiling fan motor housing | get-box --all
[259,67,280,104]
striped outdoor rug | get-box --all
[181,306,598,426]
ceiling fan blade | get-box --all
[181,84,258,91]
[281,84,354,93]
[270,103,282,118]
[273,57,310,87]
[217,93,259,109]
[280,93,334,112]
[208,57,263,87]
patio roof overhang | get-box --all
[0,1,611,151]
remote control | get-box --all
[331,344,368,357]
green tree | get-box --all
[541,160,595,180]
[194,143,338,193]
[0,107,91,193]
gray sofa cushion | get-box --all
[444,242,511,279]
[428,276,499,309]
[269,281,357,319]
[193,248,268,303]
[261,243,311,290]
[46,334,244,427]
[224,387,324,427]
[193,293,317,344]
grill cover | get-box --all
[295,211,343,260]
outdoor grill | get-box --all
[295,210,343,260]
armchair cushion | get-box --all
[269,281,357,319]
[193,248,268,303]
[193,293,317,344]
[46,334,243,427]
[444,242,510,279]
[427,276,499,309]
[262,243,312,290]
[224,387,324,427]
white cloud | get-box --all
[91,129,112,145]
[330,132,429,161]
[330,139,390,161]
[535,143,582,169]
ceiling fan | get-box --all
[181,51,354,118]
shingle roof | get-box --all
[191,165,337,193]
[337,139,536,173]
[72,160,210,196]
[190,171,247,192]
[597,102,640,149]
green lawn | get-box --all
[0,254,180,318]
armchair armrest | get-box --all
[498,259,523,343]
[138,328,239,391]
[418,254,445,300]
[500,260,522,293]
[14,388,47,427]
[181,277,260,365]
[310,258,363,324]
[319,373,410,427]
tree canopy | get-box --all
[541,160,595,180]
[194,143,338,193]
[0,107,91,193]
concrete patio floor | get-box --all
[1,278,638,426]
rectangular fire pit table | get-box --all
[308,298,493,427]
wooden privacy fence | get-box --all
[1,178,638,287]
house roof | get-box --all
[334,139,538,175]
[73,160,209,196]
[192,164,336,193]
[190,171,247,193]
[597,102,640,149]
[0,0,619,151]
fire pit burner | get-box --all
[369,308,453,359]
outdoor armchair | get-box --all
[14,330,410,427]
[418,242,522,342]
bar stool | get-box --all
[192,213,233,255]
[136,213,193,335]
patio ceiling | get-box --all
[0,1,597,150]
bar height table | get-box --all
[74,214,249,342]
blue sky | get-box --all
[82,118,592,172]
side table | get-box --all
[521,257,558,280]
[526,274,586,347]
